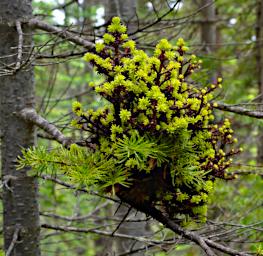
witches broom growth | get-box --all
[19,17,241,225]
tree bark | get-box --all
[104,0,137,32]
[0,1,40,255]
[200,0,216,53]
[200,0,217,83]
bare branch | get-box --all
[111,206,132,235]
[40,201,110,222]
[41,223,176,246]
[208,220,263,232]
[15,21,23,70]
[40,174,121,203]
[27,19,95,49]
[129,0,182,36]
[1,175,17,192]
[18,108,72,147]
[117,194,251,256]
[214,102,263,118]
[6,226,20,256]
[50,0,77,11]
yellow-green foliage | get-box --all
[20,17,241,225]
[71,17,241,224]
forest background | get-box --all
[0,0,262,255]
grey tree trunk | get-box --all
[105,0,137,32]
[0,1,40,255]
[200,0,217,82]
[256,0,263,164]
[200,0,216,53]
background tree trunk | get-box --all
[0,1,40,255]
[200,0,217,83]
[104,0,137,33]
[200,0,216,53]
[256,0,263,164]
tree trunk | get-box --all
[200,0,216,53]
[200,0,217,83]
[0,1,40,255]
[104,0,137,32]
[256,0,263,164]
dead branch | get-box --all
[18,108,72,147]
[6,226,21,256]
[27,19,95,49]
[40,201,110,222]
[15,21,23,70]
[39,174,120,203]
[41,223,178,246]
[117,193,251,256]
[214,102,263,118]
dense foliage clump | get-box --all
[19,17,241,225]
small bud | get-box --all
[213,102,218,107]
[213,164,219,170]
[178,56,184,62]
[227,134,232,139]
[211,84,216,89]
[178,74,184,80]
